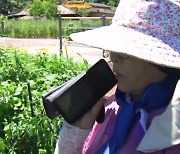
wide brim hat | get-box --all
[70,0,180,69]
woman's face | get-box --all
[109,52,167,100]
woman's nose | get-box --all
[110,52,130,63]
[110,53,119,64]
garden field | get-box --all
[0,47,89,153]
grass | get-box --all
[1,18,112,38]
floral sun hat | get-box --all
[70,0,180,69]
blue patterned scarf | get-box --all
[96,75,178,154]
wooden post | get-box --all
[1,21,4,34]
[58,15,63,52]
[102,15,106,26]
[102,15,106,57]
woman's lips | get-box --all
[114,72,122,79]
[112,68,122,79]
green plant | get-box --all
[43,1,57,19]
[3,18,112,38]
[29,0,44,17]
[63,22,79,36]
[4,19,59,38]
[78,9,90,17]
[29,0,57,19]
[0,0,24,15]
[0,47,89,153]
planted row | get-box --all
[0,47,88,153]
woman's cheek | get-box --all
[117,78,130,93]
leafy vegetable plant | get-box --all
[0,47,89,153]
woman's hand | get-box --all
[73,97,107,130]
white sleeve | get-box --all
[54,121,91,154]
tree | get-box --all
[0,0,24,15]
[29,0,44,17]
[29,0,57,19]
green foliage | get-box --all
[29,0,44,17]
[3,19,59,38]
[0,47,89,153]
[0,15,8,21]
[62,19,112,36]
[78,9,90,17]
[94,0,118,7]
[43,1,57,19]
[63,22,79,37]
[0,0,24,15]
[3,18,112,38]
[0,15,7,37]
[108,0,118,10]
[29,0,57,19]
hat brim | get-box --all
[70,25,180,69]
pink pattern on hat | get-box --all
[70,0,180,69]
[113,0,180,52]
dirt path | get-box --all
[0,38,106,65]
[0,37,115,96]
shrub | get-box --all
[78,9,90,17]
[29,0,57,19]
[43,1,57,19]
[29,0,44,17]
[0,0,24,15]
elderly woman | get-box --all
[55,0,180,153]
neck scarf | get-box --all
[96,75,178,154]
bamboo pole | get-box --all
[61,16,113,20]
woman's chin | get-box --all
[117,84,129,93]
